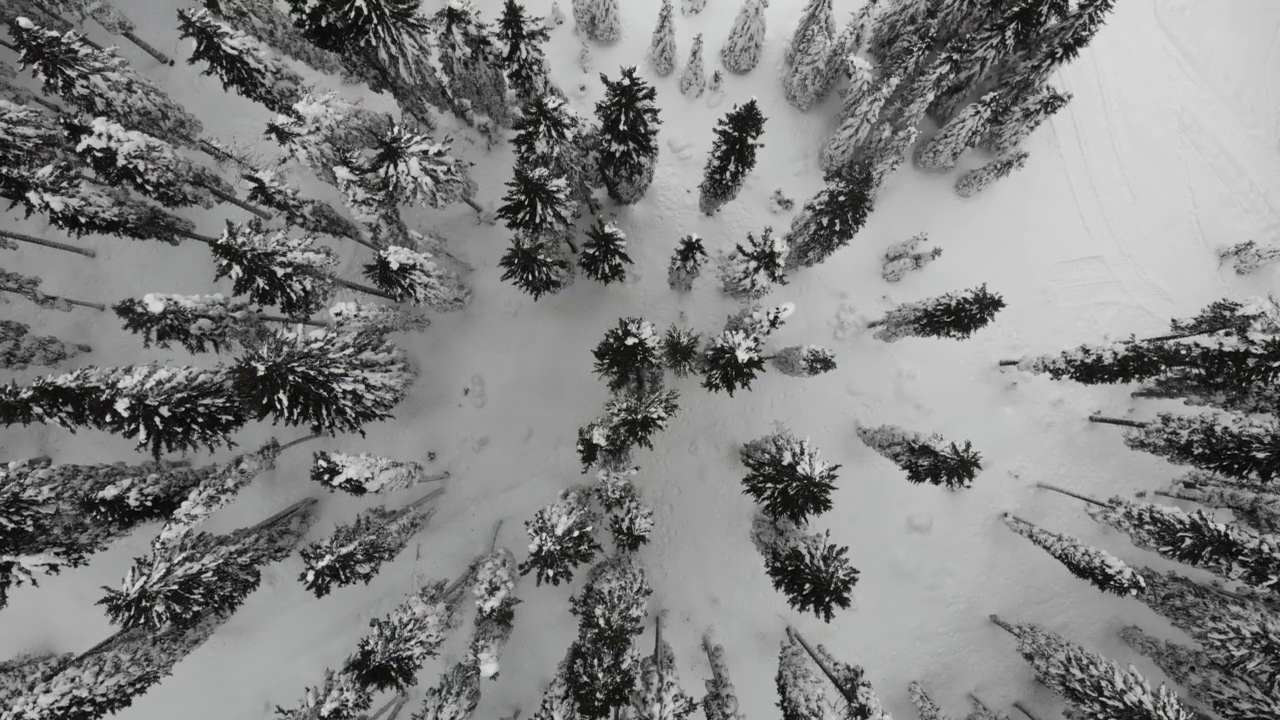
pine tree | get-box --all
[701,634,746,720]
[155,440,289,543]
[210,220,337,318]
[992,617,1193,720]
[784,18,834,111]
[112,293,263,354]
[468,545,520,677]
[740,430,839,524]
[432,1,511,131]
[2,161,194,243]
[1220,239,1280,275]
[784,162,877,269]
[498,168,574,241]
[870,285,1005,342]
[700,304,793,395]
[986,85,1070,156]
[1164,472,1280,533]
[833,56,875,125]
[337,125,472,219]
[232,327,413,435]
[720,227,788,300]
[347,577,461,691]
[683,0,707,15]
[856,424,983,489]
[651,0,677,76]
[821,74,899,173]
[328,299,429,335]
[176,8,306,115]
[1001,514,1146,596]
[299,493,437,597]
[1095,411,1280,484]
[786,0,835,65]
[915,91,999,170]
[363,245,468,311]
[266,91,393,184]
[567,555,652,718]
[310,451,430,496]
[242,169,365,243]
[699,99,766,215]
[0,321,89,370]
[511,94,599,218]
[499,235,571,300]
[519,489,601,586]
[908,682,953,720]
[1,364,246,458]
[679,33,706,96]
[771,346,837,377]
[1086,498,1279,592]
[754,516,857,622]
[955,151,1029,197]
[596,67,661,204]
[0,97,63,168]
[9,17,203,144]
[497,0,551,102]
[776,633,828,720]
[532,656,583,720]
[274,666,373,720]
[881,232,943,282]
[202,0,349,78]
[573,0,621,43]
[804,638,891,720]
[99,499,314,629]
[720,0,768,74]
[580,217,633,284]
[661,326,702,377]
[580,390,682,469]
[630,621,697,720]
[593,318,664,393]
[3,610,229,720]
[667,234,709,291]
[867,0,930,62]
[1015,340,1187,385]
[415,661,481,720]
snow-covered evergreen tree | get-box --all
[531,656,582,720]
[499,235,571,300]
[274,666,373,720]
[242,169,365,243]
[156,440,287,543]
[822,74,900,174]
[771,346,837,377]
[498,166,574,238]
[776,633,828,720]
[299,494,436,597]
[592,318,663,393]
[720,227,789,300]
[867,0,929,62]
[62,116,230,210]
[210,220,337,318]
[231,327,413,435]
[955,150,1029,197]
[740,430,840,524]
[1015,340,1185,385]
[177,8,306,116]
[720,0,768,73]
[100,499,314,629]
[1087,498,1279,592]
[784,162,877,269]
[908,682,952,720]
[807,639,892,720]
[567,555,651,718]
[667,234,709,291]
[0,320,89,370]
[682,0,707,15]
[650,0,677,76]
[1218,239,1280,275]
[662,325,702,377]
[595,67,661,204]
[112,293,261,354]
[266,91,393,184]
[856,424,982,489]
[862,124,919,188]
[573,0,621,43]
[363,245,468,311]
[579,390,682,470]
[594,468,656,553]
[337,125,472,219]
[519,489,601,586]
[498,0,551,102]
[784,13,834,111]
[699,99,766,215]
[1165,471,1280,533]
[310,451,429,496]
[415,661,481,720]
[992,617,1193,720]
[469,547,520,678]
[511,93,599,218]
[882,233,942,282]
[679,33,706,96]
[985,85,1070,157]
[1096,411,1280,484]
[753,515,858,622]
[329,299,430,335]
[8,17,203,143]
[630,624,697,720]
[580,217,633,284]
[1001,514,1146,596]
[701,635,746,720]
[1,363,245,459]
[201,0,348,78]
[915,91,999,170]
[832,55,875,125]
[347,578,460,691]
[700,304,793,395]
[870,285,1005,342]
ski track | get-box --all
[3,1,1280,720]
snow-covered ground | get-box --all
[4,0,1280,718]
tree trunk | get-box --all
[196,139,258,171]
[1013,701,1046,720]
[3,288,106,311]
[206,185,273,220]
[463,197,484,214]
[120,30,174,66]
[487,518,503,554]
[654,614,665,720]
[0,229,96,257]
[1088,415,1148,428]
[396,487,446,517]
[256,314,329,328]
[786,627,860,707]
[383,696,410,720]
[1035,482,1108,508]
[0,38,15,51]
[998,359,1021,366]
[277,433,322,453]
[989,614,1020,637]
[29,95,65,114]
[172,228,217,244]
[334,277,397,301]
[246,497,318,533]
[866,319,883,328]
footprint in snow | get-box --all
[667,136,696,161]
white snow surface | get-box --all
[4,1,1280,720]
